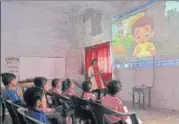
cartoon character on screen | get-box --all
[132,16,156,57]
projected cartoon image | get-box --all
[112,11,148,57]
[132,16,156,57]
[112,1,179,69]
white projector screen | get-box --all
[19,57,65,80]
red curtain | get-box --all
[85,42,112,86]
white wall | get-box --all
[84,11,114,47]
[1,2,83,79]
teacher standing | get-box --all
[88,59,105,90]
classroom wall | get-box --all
[83,1,148,47]
[1,2,83,79]
[2,1,179,111]
[82,1,179,111]
[119,54,179,111]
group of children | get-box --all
[1,73,128,124]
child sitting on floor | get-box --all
[61,79,75,96]
[81,81,96,101]
[50,78,61,95]
[1,73,21,102]
[102,80,127,124]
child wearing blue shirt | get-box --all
[23,87,49,124]
[1,73,20,102]
[33,77,66,124]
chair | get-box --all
[45,92,57,107]
[50,92,75,118]
[92,88,107,100]
[90,101,139,124]
[0,97,6,123]
[5,100,22,124]
[17,107,45,124]
[70,96,98,124]
[51,92,70,105]
[8,100,28,124]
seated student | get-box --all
[33,77,54,113]
[61,79,75,124]
[23,87,49,124]
[81,81,96,101]
[34,77,49,92]
[24,87,66,124]
[102,80,127,124]
[61,79,75,96]
[1,73,21,102]
[50,78,61,95]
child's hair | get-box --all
[51,78,59,88]
[33,77,47,88]
[132,16,153,34]
[82,81,92,92]
[61,78,71,92]
[107,80,122,96]
[23,87,44,107]
[1,73,16,86]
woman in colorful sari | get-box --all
[88,58,105,90]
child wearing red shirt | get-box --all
[102,80,126,124]
[81,81,96,101]
[50,78,61,95]
[61,79,75,96]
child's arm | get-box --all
[88,66,92,77]
[146,44,156,55]
[133,46,141,56]
[39,107,55,113]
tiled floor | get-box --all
[126,102,179,124]
[135,109,179,124]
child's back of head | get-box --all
[82,81,96,101]
[107,80,122,96]
[33,77,48,91]
[82,81,92,92]
[61,78,74,96]
[61,78,71,92]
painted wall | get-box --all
[118,53,179,111]
[83,1,148,47]
[1,2,83,81]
